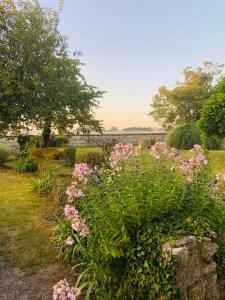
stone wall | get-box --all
[168,236,222,300]
[0,133,166,150]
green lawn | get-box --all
[0,147,224,274]
[0,170,57,273]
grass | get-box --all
[0,146,224,275]
[0,169,57,273]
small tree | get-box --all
[149,61,223,129]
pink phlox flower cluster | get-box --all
[66,185,84,201]
[178,145,208,182]
[150,142,168,160]
[72,163,91,185]
[64,204,78,220]
[109,143,139,171]
[66,236,74,246]
[53,279,81,300]
[64,204,88,237]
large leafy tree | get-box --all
[0,0,103,146]
[199,77,225,138]
[149,61,223,130]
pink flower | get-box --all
[64,205,79,220]
[66,186,85,199]
[66,236,74,246]
[109,143,139,171]
[53,279,81,300]
[150,142,168,160]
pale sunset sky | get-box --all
[40,0,225,129]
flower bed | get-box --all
[53,142,225,300]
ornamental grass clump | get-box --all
[53,143,225,300]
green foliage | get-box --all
[166,123,202,149]
[200,93,225,139]
[47,136,69,147]
[25,136,42,149]
[15,150,28,159]
[63,147,76,168]
[17,135,31,150]
[31,172,54,195]
[201,134,223,150]
[150,61,223,129]
[15,157,38,173]
[0,0,103,140]
[81,151,107,168]
[0,147,9,167]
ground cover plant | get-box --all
[53,142,225,299]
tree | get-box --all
[149,61,223,130]
[0,0,103,146]
[199,76,225,138]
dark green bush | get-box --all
[63,147,76,167]
[17,135,31,150]
[81,151,106,168]
[15,157,38,173]
[0,148,9,167]
[166,123,202,149]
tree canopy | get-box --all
[0,0,103,145]
[199,76,225,138]
[149,61,224,130]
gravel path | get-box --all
[0,257,67,300]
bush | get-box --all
[63,147,76,167]
[17,135,31,150]
[166,123,202,149]
[25,136,42,149]
[15,158,38,173]
[81,151,106,168]
[54,144,225,299]
[31,172,54,195]
[0,148,9,167]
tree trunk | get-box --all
[41,122,51,148]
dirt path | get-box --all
[0,257,66,300]
[0,169,68,299]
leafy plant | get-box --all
[81,151,107,168]
[0,148,9,167]
[166,123,202,149]
[31,172,54,195]
[15,158,38,173]
[16,150,28,159]
[63,147,76,167]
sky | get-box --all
[40,0,225,129]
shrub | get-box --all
[166,123,202,149]
[17,135,31,150]
[54,143,225,299]
[63,147,76,167]
[25,136,42,149]
[15,158,38,173]
[0,148,9,167]
[31,172,54,195]
[81,151,107,168]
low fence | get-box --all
[0,132,167,150]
